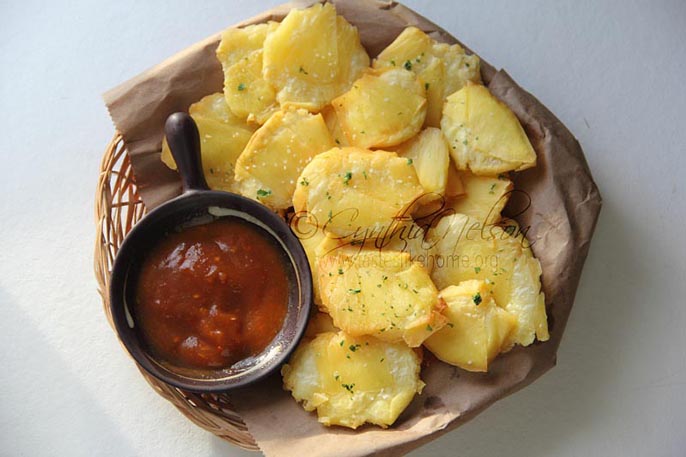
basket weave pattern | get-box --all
[94,134,259,450]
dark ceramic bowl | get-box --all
[109,113,312,392]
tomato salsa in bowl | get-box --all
[109,113,312,392]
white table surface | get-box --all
[1,0,685,455]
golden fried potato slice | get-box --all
[262,3,369,111]
[333,68,426,148]
[160,93,255,192]
[282,331,424,429]
[216,22,279,124]
[234,109,335,210]
[373,27,481,127]
[441,84,536,175]
[394,127,450,195]
[427,213,549,346]
[448,172,513,224]
[424,280,517,372]
[317,246,445,347]
[292,147,424,237]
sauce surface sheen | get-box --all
[135,218,289,369]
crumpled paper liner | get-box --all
[102,1,602,456]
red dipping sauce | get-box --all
[135,218,289,370]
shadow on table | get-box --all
[0,288,138,456]
[209,434,257,456]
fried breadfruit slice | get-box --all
[441,84,536,175]
[316,246,446,347]
[161,93,255,192]
[394,127,450,196]
[222,50,278,125]
[447,172,513,224]
[431,41,481,105]
[374,222,435,273]
[445,159,466,198]
[282,331,424,429]
[262,3,369,111]
[216,22,277,67]
[427,213,549,346]
[424,280,517,372]
[216,22,279,125]
[332,68,427,148]
[290,216,328,305]
[320,221,435,273]
[321,105,350,147]
[292,147,425,237]
[373,26,481,127]
[234,108,335,210]
[304,312,339,339]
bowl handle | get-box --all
[165,112,210,192]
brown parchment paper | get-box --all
[103,1,602,456]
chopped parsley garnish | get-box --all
[489,183,496,194]
[425,82,430,90]
[256,189,271,198]
[341,383,355,393]
[426,324,433,332]
[298,66,308,75]
[237,82,246,91]
[342,171,352,185]
[339,339,345,347]
[404,60,413,70]
[473,293,482,306]
[338,268,344,275]
[300,177,309,186]
[474,266,481,274]
[349,344,360,352]
[348,288,361,295]
[406,158,413,165]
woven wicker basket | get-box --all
[94,133,259,451]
